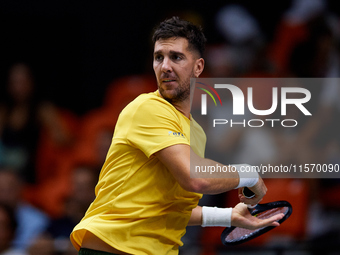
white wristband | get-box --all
[201,206,232,227]
[232,164,259,189]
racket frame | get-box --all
[221,200,293,246]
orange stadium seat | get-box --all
[103,74,157,121]
[23,109,80,217]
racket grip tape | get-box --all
[243,187,255,198]
[242,187,256,209]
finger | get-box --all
[270,222,280,227]
[256,213,285,228]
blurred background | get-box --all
[1,0,340,254]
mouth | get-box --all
[162,79,177,83]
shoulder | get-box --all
[129,91,171,107]
[122,91,179,118]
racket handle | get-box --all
[243,187,255,198]
[242,187,257,209]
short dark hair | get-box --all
[152,16,206,57]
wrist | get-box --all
[201,206,232,227]
[232,164,259,189]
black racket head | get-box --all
[221,201,292,246]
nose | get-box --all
[161,57,172,73]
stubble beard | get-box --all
[158,71,194,104]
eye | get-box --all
[171,54,183,61]
[154,54,163,62]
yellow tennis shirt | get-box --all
[70,90,206,255]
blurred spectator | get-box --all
[0,203,27,255]
[211,4,265,77]
[289,16,335,78]
[268,0,327,76]
[23,109,79,218]
[0,62,80,219]
[28,105,110,218]
[0,62,73,184]
[282,11,340,165]
[0,168,49,251]
[262,1,340,247]
[46,165,97,255]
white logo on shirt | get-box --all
[168,131,186,139]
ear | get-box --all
[194,58,204,78]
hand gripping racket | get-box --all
[221,187,292,246]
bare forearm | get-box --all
[190,148,240,194]
[188,206,202,226]
[156,145,240,194]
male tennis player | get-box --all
[70,17,284,255]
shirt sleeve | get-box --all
[126,98,190,158]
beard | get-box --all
[158,71,194,104]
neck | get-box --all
[157,91,191,119]
[170,98,191,119]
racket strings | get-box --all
[256,207,288,220]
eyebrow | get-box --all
[154,50,186,57]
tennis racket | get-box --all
[221,187,292,246]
